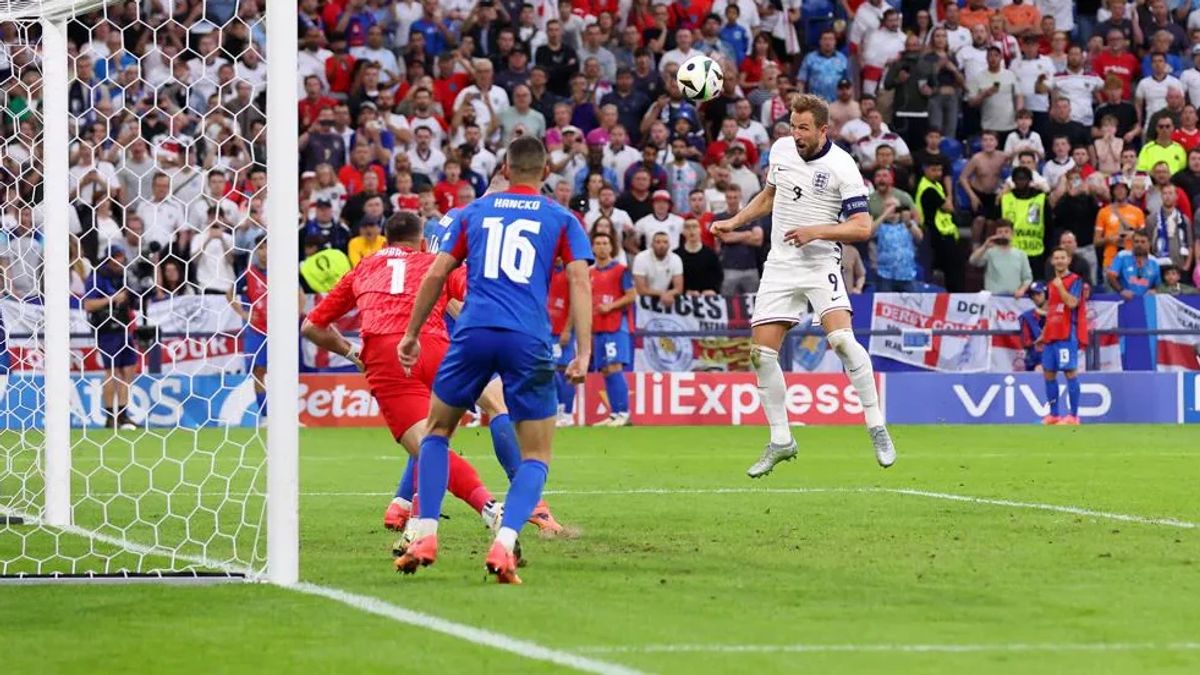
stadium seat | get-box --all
[968,136,982,156]
[939,138,964,163]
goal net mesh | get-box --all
[0,1,272,578]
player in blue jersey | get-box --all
[385,199,566,537]
[397,137,594,583]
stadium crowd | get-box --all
[4,0,1200,314]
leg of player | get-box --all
[488,417,555,584]
[746,321,799,478]
[1042,369,1061,424]
[554,368,576,426]
[823,310,894,468]
[476,376,564,534]
[1060,369,1081,425]
[116,363,137,429]
[393,395,464,573]
[251,365,267,418]
[384,456,416,530]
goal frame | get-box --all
[1,0,300,585]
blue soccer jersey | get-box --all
[426,209,459,254]
[439,185,593,338]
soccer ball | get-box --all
[676,54,724,102]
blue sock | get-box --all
[604,371,629,414]
[395,456,415,500]
[1045,377,1060,416]
[556,371,576,413]
[489,413,521,481]
[255,390,267,416]
[1066,378,1081,417]
[500,459,549,532]
[416,434,450,520]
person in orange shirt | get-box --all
[999,0,1041,37]
[1094,177,1146,269]
[959,0,995,31]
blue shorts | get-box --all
[592,331,631,370]
[434,328,556,422]
[552,332,575,368]
[97,332,137,369]
[244,327,268,370]
[1042,339,1079,372]
[1023,347,1042,372]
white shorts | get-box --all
[750,259,852,327]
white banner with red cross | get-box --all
[868,293,992,372]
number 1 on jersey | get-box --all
[387,258,406,294]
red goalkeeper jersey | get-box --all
[307,246,465,337]
[547,266,571,336]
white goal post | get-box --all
[0,0,298,584]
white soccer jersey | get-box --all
[765,136,869,268]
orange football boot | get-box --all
[528,500,563,535]
[394,535,437,574]
[1057,415,1081,425]
[383,500,411,531]
[1041,415,1061,425]
[485,541,522,584]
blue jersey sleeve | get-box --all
[440,206,470,261]
[620,268,633,292]
[1068,278,1083,298]
[559,216,595,265]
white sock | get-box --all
[392,497,412,510]
[496,526,518,552]
[827,329,884,428]
[752,345,793,446]
[415,518,439,538]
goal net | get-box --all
[0,1,298,582]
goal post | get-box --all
[0,0,299,584]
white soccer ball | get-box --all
[676,54,724,103]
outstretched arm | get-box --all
[300,320,363,370]
[710,184,775,237]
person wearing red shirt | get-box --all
[433,52,472,116]
[302,212,501,538]
[338,144,388,195]
[703,116,759,167]
[324,51,356,97]
[1173,106,1200,151]
[433,159,471,213]
[1092,30,1140,102]
[682,188,717,249]
[668,0,711,30]
[298,75,337,129]
[589,231,636,427]
[321,0,345,33]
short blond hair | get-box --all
[789,93,829,128]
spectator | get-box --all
[116,140,156,207]
[665,137,705,207]
[342,175,387,231]
[135,172,188,253]
[1044,96,1092,150]
[1173,105,1200,151]
[676,218,722,295]
[967,47,1022,143]
[796,30,849,103]
[406,127,447,183]
[453,58,510,140]
[960,130,1006,219]
[733,98,769,153]
[302,199,351,254]
[840,244,867,295]
[1,208,42,299]
[1136,53,1184,131]
[1048,168,1101,281]
[1048,230,1096,284]
[1092,114,1124,174]
[868,166,916,221]
[347,216,385,267]
[1139,116,1188,174]
[1107,231,1162,298]
[338,143,386,195]
[496,84,546,145]
[602,125,643,190]
[862,9,905,96]
[926,28,967,141]
[713,184,763,295]
[854,109,911,171]
[634,190,684,249]
[190,214,236,295]
[311,163,348,220]
[872,145,912,195]
[695,13,736,65]
[969,219,1034,295]
[624,142,669,191]
[632,230,684,308]
[82,242,138,430]
[1093,29,1138,100]
[1158,262,1198,295]
[1173,149,1200,206]
[1012,34,1055,130]
[1000,166,1050,274]
[725,144,760,199]
[1041,136,1076,189]
[151,257,195,303]
[433,159,471,213]
[1147,186,1194,272]
[579,23,618,82]
[1094,177,1146,270]
[1093,76,1139,146]
[871,204,923,292]
[883,33,934,153]
[536,19,579,97]
[1004,110,1045,164]
[917,161,966,291]
[704,116,758,167]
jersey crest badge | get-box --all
[812,170,830,193]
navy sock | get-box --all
[604,371,629,414]
[489,413,521,481]
[1045,377,1060,416]
[500,459,549,532]
[255,390,267,416]
[556,371,576,413]
[416,434,450,520]
[395,456,415,500]
[1066,378,1081,417]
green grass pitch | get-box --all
[2,425,1199,674]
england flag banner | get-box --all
[869,293,992,372]
[1154,295,1200,371]
[144,295,246,374]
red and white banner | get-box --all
[868,293,992,372]
[144,295,244,374]
[1155,295,1200,371]
[989,296,1122,372]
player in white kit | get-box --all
[711,93,896,477]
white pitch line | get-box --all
[290,582,645,675]
[574,641,1200,655]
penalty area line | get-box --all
[289,582,646,675]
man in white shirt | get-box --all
[1178,44,1200,107]
[297,27,332,95]
[968,46,1022,138]
[586,185,636,263]
[861,9,905,96]
[660,28,701,73]
[187,32,227,107]
[726,144,762,198]
[350,25,403,87]
[634,190,686,249]
[848,0,887,50]
[734,98,770,152]
[1136,52,1184,131]
[452,59,511,139]
[406,127,447,182]
[854,109,910,169]
[187,170,241,233]
[603,125,642,191]
[189,218,236,294]
[235,48,268,98]
[632,230,684,306]
[938,4,972,54]
[136,172,188,251]
[840,96,887,144]
[1050,45,1105,127]
[1011,35,1056,127]
[69,143,122,205]
[956,24,992,86]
